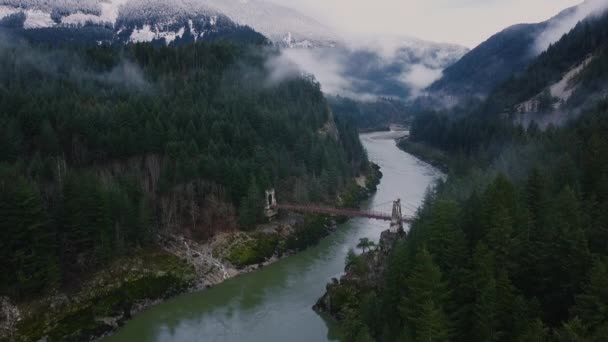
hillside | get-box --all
[0,0,468,104]
[427,4,585,104]
[484,9,608,120]
[320,6,608,339]
[0,32,368,310]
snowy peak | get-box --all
[0,0,338,47]
[0,0,263,45]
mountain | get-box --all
[427,1,605,105]
[0,0,335,46]
[283,37,468,100]
[0,0,266,45]
[0,0,467,102]
[483,8,608,123]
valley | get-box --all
[101,131,441,342]
[2,1,608,341]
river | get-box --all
[103,131,442,342]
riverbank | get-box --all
[313,230,404,322]
[397,139,450,173]
[1,164,382,342]
[312,134,446,340]
[100,131,441,342]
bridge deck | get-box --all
[274,204,413,223]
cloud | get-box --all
[400,64,443,97]
[100,60,148,90]
[269,0,581,47]
[533,0,608,54]
[267,48,377,99]
[266,43,455,101]
[0,32,148,90]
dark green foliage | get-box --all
[227,233,279,267]
[400,248,449,342]
[329,96,412,131]
[338,99,608,340]
[285,215,330,252]
[0,170,59,298]
[571,258,608,336]
[0,38,366,300]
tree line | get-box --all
[0,38,368,300]
[337,100,608,341]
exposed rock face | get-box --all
[313,229,404,319]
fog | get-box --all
[534,0,608,54]
[0,33,148,90]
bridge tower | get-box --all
[264,189,278,218]
[390,199,403,233]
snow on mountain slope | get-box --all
[0,0,336,46]
[0,0,467,100]
[203,0,338,46]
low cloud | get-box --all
[534,0,608,55]
[100,60,148,90]
[266,48,380,100]
[400,64,443,98]
[265,45,454,101]
[0,33,148,91]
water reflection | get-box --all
[104,132,441,342]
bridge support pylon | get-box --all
[390,199,403,233]
[264,189,278,219]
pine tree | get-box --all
[572,258,608,333]
[381,241,409,333]
[470,243,498,342]
[239,178,262,229]
[0,176,58,297]
[401,248,449,341]
[426,200,467,275]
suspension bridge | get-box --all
[264,189,415,233]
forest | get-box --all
[336,101,608,342]
[328,9,608,340]
[0,35,368,301]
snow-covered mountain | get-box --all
[0,0,467,99]
[0,0,336,46]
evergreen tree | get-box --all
[400,248,449,341]
[239,178,262,229]
[470,243,498,342]
[572,258,608,334]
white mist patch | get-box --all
[400,64,442,97]
[534,0,608,55]
[23,9,55,28]
[272,48,357,97]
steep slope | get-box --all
[0,0,467,102]
[0,0,335,46]
[484,9,608,119]
[0,0,266,45]
[428,22,547,100]
[427,2,604,104]
[0,35,371,340]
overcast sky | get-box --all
[267,0,583,47]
